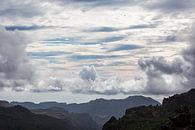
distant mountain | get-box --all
[0,105,76,130]
[12,95,160,126]
[11,101,67,109]
[102,89,195,130]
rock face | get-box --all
[102,89,195,130]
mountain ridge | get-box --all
[11,95,160,126]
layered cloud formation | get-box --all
[0,0,195,101]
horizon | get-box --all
[3,93,164,104]
[1,0,195,104]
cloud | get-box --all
[138,57,184,75]
[147,0,195,12]
[85,27,120,32]
[55,0,143,8]
[48,23,195,96]
[138,57,187,94]
[5,25,50,31]
[0,27,34,89]
[135,23,195,95]
[79,66,97,81]
[43,37,100,45]
[70,54,120,60]
[27,51,67,58]
[0,0,44,18]
[84,24,157,33]
[109,44,143,52]
[31,77,64,92]
[128,24,157,29]
[99,36,126,43]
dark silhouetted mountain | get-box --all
[162,89,195,112]
[0,105,78,130]
[0,100,11,107]
[12,95,160,126]
[32,107,99,130]
[102,89,195,130]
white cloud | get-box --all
[79,65,97,81]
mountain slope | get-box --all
[0,105,75,130]
[102,89,195,130]
[32,107,99,130]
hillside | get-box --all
[102,89,195,130]
[0,105,74,130]
[32,107,99,130]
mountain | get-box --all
[32,107,99,130]
[0,100,11,107]
[11,101,67,109]
[0,105,76,130]
[102,89,195,130]
[12,95,160,125]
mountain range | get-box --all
[12,95,160,126]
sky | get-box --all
[0,0,195,103]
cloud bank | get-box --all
[0,27,34,90]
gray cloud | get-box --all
[138,57,184,75]
[84,24,157,33]
[147,0,195,12]
[71,54,120,60]
[109,44,143,52]
[138,57,186,95]
[79,66,97,81]
[55,0,143,8]
[5,25,51,31]
[0,27,34,89]
[0,0,44,18]
[136,24,195,95]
